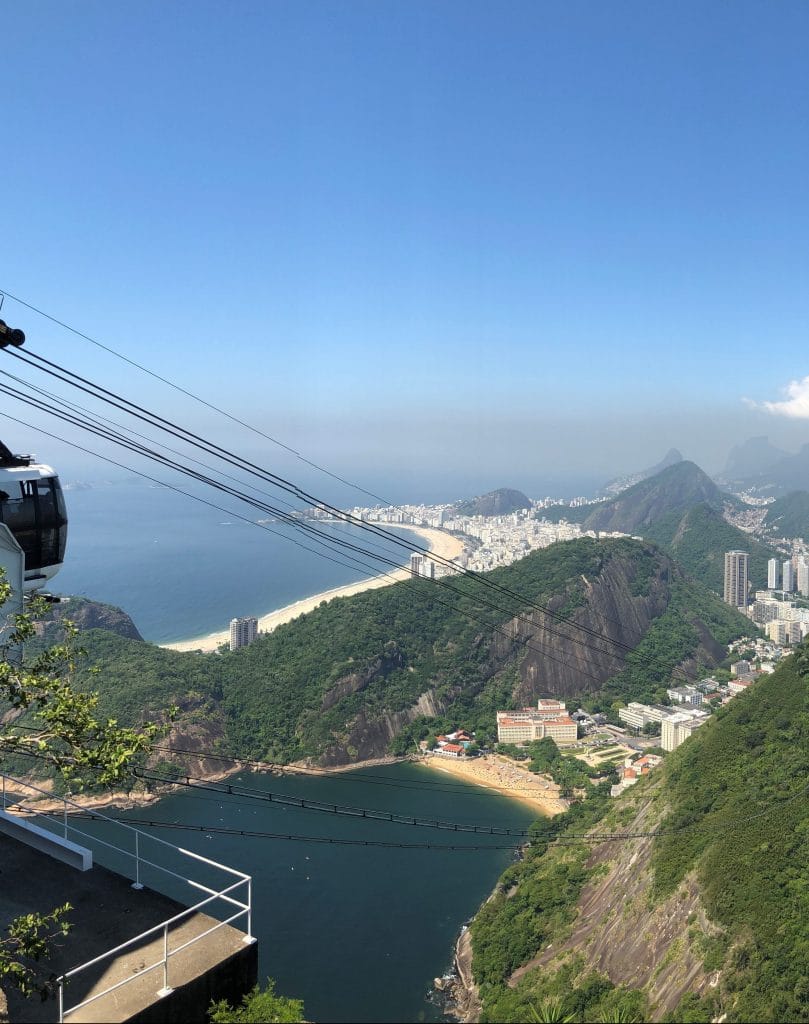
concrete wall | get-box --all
[127,940,258,1024]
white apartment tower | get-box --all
[767,557,780,590]
[229,616,258,650]
[723,551,749,608]
[410,554,424,577]
[797,559,809,599]
[783,559,795,593]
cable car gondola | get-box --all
[0,440,68,592]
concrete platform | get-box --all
[0,833,257,1023]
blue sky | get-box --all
[3,1,809,498]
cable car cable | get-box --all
[0,408,623,685]
[4,345,640,652]
[0,381,632,673]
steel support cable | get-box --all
[132,766,809,841]
[5,345,641,653]
[0,380,631,674]
[3,744,807,846]
[0,385,393,582]
[0,287,414,515]
[146,743,569,793]
[0,408,619,685]
[0,286,647,647]
[4,727,564,797]
[0,364,366,530]
[0,408,402,583]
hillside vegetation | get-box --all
[762,490,809,541]
[642,502,779,595]
[543,463,780,595]
[470,643,809,1022]
[21,538,750,769]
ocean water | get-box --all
[75,762,540,1023]
[52,481,427,643]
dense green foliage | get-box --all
[650,644,809,1022]
[763,489,809,541]
[483,958,648,1024]
[209,979,304,1023]
[22,537,750,773]
[472,645,809,1023]
[471,782,631,1020]
[642,503,778,595]
[590,577,752,710]
[522,737,601,797]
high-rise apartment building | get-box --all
[723,551,749,608]
[409,554,423,577]
[797,559,809,599]
[229,616,258,650]
[767,557,780,590]
[783,559,795,593]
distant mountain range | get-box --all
[599,447,684,497]
[717,435,809,495]
[544,461,780,592]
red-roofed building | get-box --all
[434,743,465,758]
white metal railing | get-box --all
[1,772,254,1022]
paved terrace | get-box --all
[0,833,257,1023]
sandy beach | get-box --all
[161,524,465,653]
[417,753,568,816]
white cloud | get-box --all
[748,376,809,419]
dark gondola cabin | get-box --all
[0,441,68,591]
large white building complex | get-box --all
[723,550,749,608]
[618,701,709,751]
[229,616,258,650]
[496,699,578,746]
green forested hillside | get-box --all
[642,502,779,594]
[763,490,809,541]
[20,538,750,768]
[470,644,809,1023]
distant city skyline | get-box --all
[3,2,809,497]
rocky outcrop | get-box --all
[320,689,445,766]
[42,596,143,641]
[320,642,406,711]
[508,792,722,1020]
[509,549,672,701]
[456,488,532,517]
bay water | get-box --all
[53,481,427,643]
[49,480,544,1019]
[78,762,540,1023]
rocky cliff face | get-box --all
[507,788,721,1021]
[42,596,143,640]
[510,550,672,702]
[320,689,443,766]
[315,543,734,765]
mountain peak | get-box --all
[455,487,532,517]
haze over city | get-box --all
[4,0,809,499]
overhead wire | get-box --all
[0,387,629,680]
[4,744,806,847]
[1,348,640,674]
[3,342,642,654]
[0,407,621,686]
[0,287,413,514]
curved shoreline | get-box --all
[159,524,465,653]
